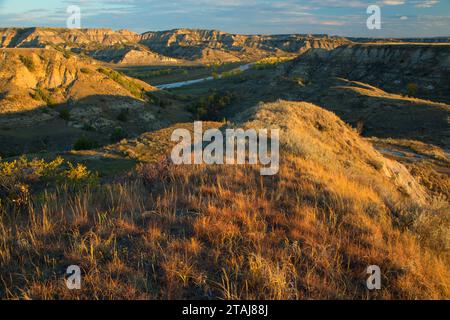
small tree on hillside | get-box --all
[407,83,419,97]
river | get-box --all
[156,63,253,90]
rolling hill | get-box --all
[1,100,448,299]
[0,48,155,113]
[0,48,191,156]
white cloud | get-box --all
[0,0,448,37]
[414,1,439,8]
[381,0,405,5]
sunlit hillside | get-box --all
[1,101,448,299]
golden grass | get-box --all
[1,155,448,299]
[0,100,448,300]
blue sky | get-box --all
[0,0,449,37]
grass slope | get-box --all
[1,101,448,299]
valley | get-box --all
[0,27,449,300]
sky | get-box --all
[0,0,449,37]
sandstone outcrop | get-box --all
[1,28,351,64]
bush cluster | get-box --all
[97,68,146,99]
[19,55,35,72]
[0,157,97,210]
[188,90,235,120]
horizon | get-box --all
[1,25,450,39]
[0,1,449,38]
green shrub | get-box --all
[73,136,98,151]
[63,50,72,59]
[82,124,96,132]
[59,109,71,121]
[19,55,35,72]
[222,69,241,78]
[407,83,419,97]
[0,156,98,209]
[30,87,56,106]
[252,57,290,70]
[159,99,172,108]
[188,90,235,120]
[117,109,129,122]
[64,162,98,186]
[146,92,172,108]
[110,127,128,143]
[97,67,145,99]
[80,67,91,74]
[0,156,62,208]
[145,68,177,78]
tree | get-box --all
[407,83,419,97]
[59,109,71,121]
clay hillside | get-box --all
[0,48,155,113]
[0,28,350,64]
[0,48,186,155]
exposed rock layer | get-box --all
[0,28,350,64]
[0,48,154,113]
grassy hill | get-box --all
[166,46,450,148]
[0,48,194,156]
[1,100,448,299]
[0,48,155,113]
